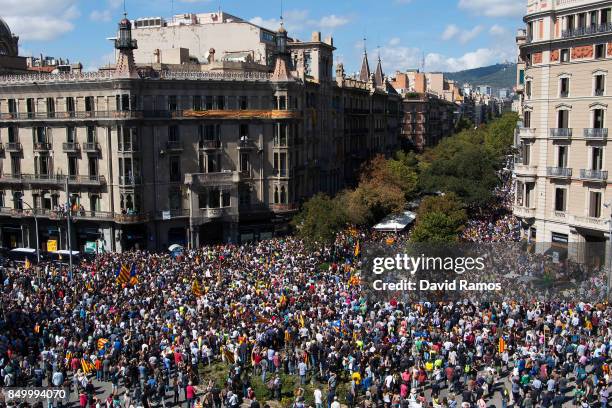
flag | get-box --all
[85,281,93,292]
[299,313,305,328]
[24,258,31,269]
[115,264,130,285]
[129,264,138,286]
[97,338,109,350]
[81,358,95,374]
[354,241,360,257]
[192,280,202,297]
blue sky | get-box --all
[2,0,524,73]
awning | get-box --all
[373,211,417,232]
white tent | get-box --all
[373,211,417,232]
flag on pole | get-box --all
[115,264,130,285]
[129,263,138,286]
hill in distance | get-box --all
[443,63,517,91]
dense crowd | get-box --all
[0,225,611,408]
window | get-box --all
[273,152,279,176]
[595,74,606,96]
[555,188,566,212]
[66,126,76,143]
[205,96,214,110]
[521,142,531,165]
[87,126,96,143]
[209,188,220,208]
[592,147,603,170]
[216,96,225,110]
[560,77,570,97]
[168,96,178,111]
[525,182,535,208]
[239,124,249,139]
[169,188,181,210]
[7,99,16,114]
[593,108,605,128]
[35,156,51,176]
[560,48,570,62]
[66,97,75,114]
[8,126,17,143]
[46,98,55,117]
[239,96,248,110]
[26,98,35,118]
[10,154,20,176]
[193,95,202,110]
[90,195,100,212]
[222,190,230,207]
[596,44,606,59]
[602,8,611,24]
[13,192,22,210]
[169,156,181,182]
[526,80,532,99]
[557,145,568,167]
[198,191,208,209]
[85,96,94,112]
[524,111,531,128]
[557,110,569,128]
[279,152,287,177]
[68,156,78,177]
[240,152,249,173]
[88,157,98,177]
[589,191,602,218]
[168,125,179,142]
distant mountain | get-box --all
[444,63,517,91]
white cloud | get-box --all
[250,10,309,33]
[0,0,80,41]
[441,24,483,44]
[316,15,349,29]
[90,10,112,22]
[251,10,349,33]
[489,24,507,36]
[458,0,524,18]
[389,37,401,46]
[379,38,514,73]
[442,24,460,40]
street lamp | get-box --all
[14,194,40,264]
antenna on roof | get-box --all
[123,0,126,14]
[218,0,222,15]
[280,0,284,23]
[363,36,367,54]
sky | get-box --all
[1,0,524,74]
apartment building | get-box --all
[514,0,612,264]
[0,16,401,252]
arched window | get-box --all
[274,186,279,204]
[126,194,133,211]
[280,186,286,204]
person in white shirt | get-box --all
[330,396,340,408]
[313,388,322,408]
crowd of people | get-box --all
[1,170,612,408]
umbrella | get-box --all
[168,244,184,253]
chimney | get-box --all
[312,31,321,42]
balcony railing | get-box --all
[199,140,221,150]
[83,142,100,153]
[271,203,299,213]
[518,127,536,138]
[33,142,52,152]
[62,142,80,152]
[118,143,138,152]
[561,22,612,39]
[157,209,189,219]
[66,174,107,185]
[5,142,22,152]
[547,167,572,178]
[550,128,572,138]
[0,173,106,185]
[571,215,607,230]
[118,175,142,186]
[579,169,608,181]
[186,171,239,186]
[113,212,149,224]
[584,128,608,140]
[166,140,183,151]
[513,205,536,218]
[206,207,229,219]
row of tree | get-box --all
[293,112,518,245]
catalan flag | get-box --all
[97,338,109,350]
[81,358,95,374]
[498,337,506,353]
[192,280,202,297]
[24,258,31,269]
[115,264,130,285]
[129,264,138,286]
[354,241,360,257]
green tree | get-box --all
[484,112,519,156]
[292,193,347,246]
[411,194,467,243]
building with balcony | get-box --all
[0,14,401,252]
[513,0,612,265]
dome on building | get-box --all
[0,17,19,56]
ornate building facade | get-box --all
[0,15,401,252]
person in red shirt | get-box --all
[186,382,196,408]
